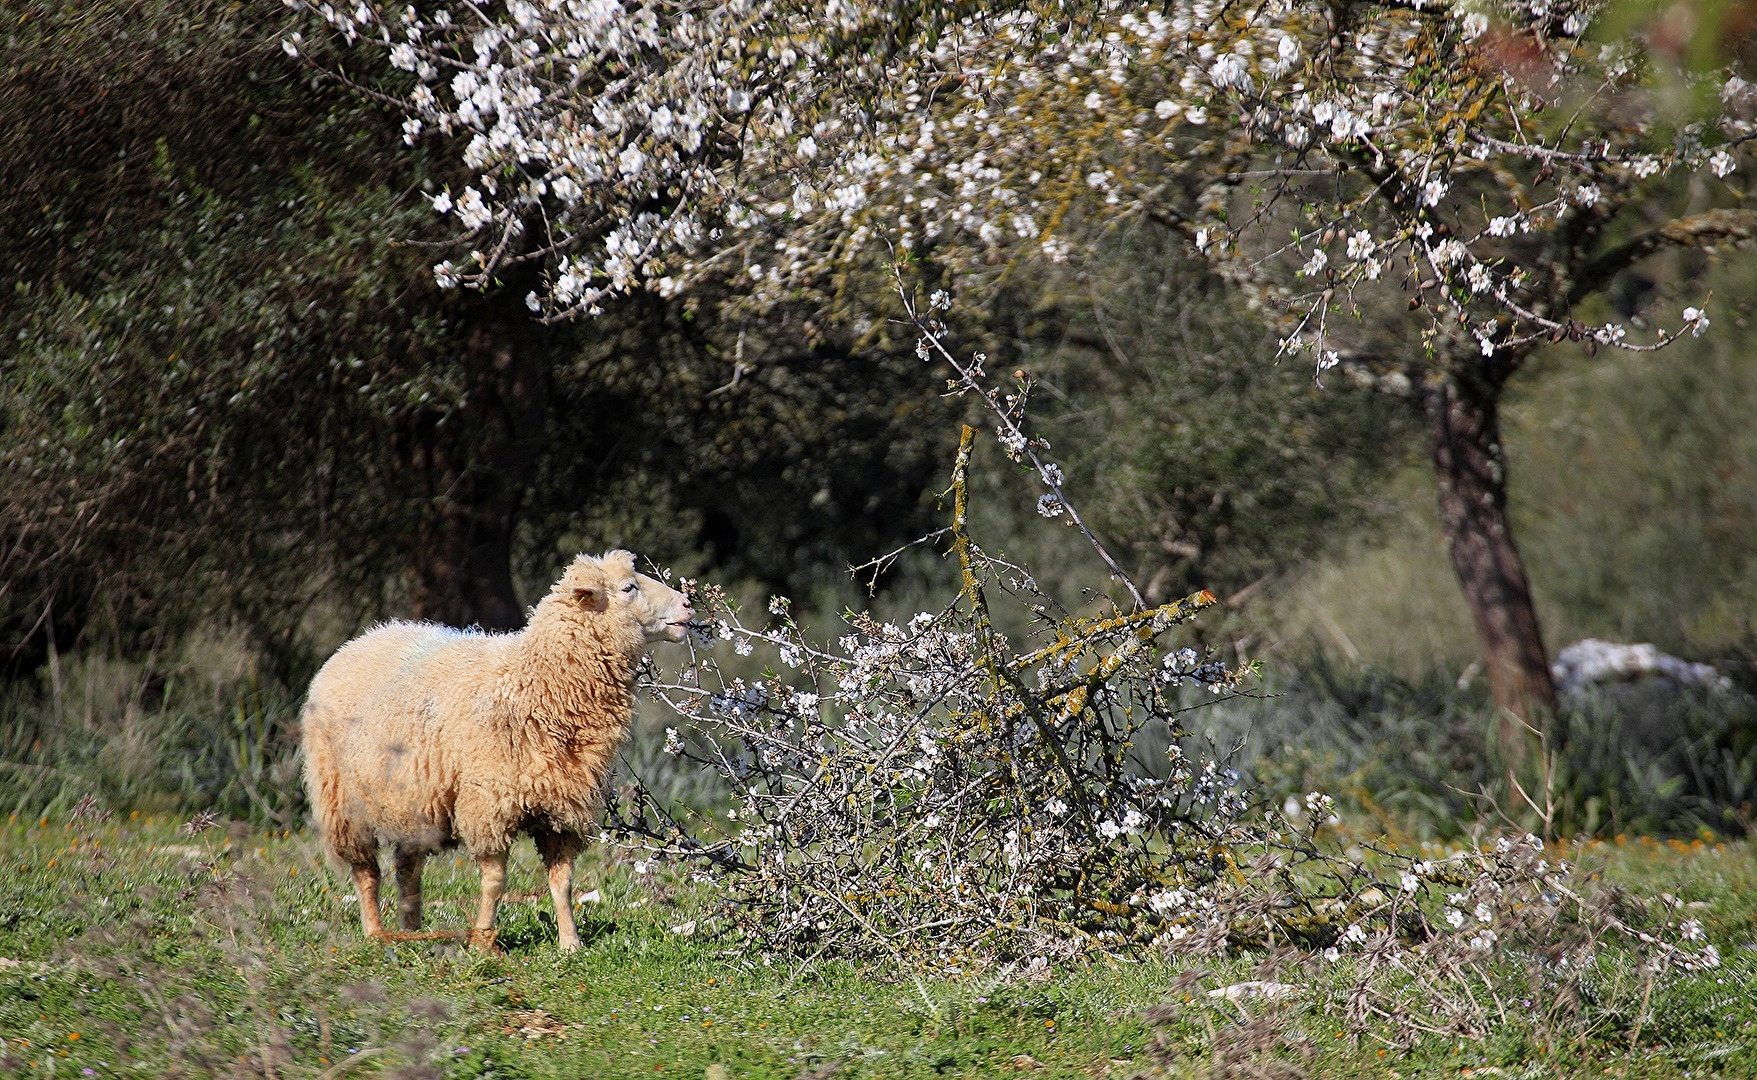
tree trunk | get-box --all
[405,298,551,632]
[1423,372,1557,757]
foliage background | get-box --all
[1281,258,1757,679]
[0,0,1753,841]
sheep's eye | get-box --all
[621,582,638,593]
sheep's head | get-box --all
[557,551,694,644]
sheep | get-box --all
[300,550,693,952]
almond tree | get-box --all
[295,0,1754,740]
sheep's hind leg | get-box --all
[351,861,386,940]
[535,830,585,952]
[393,846,427,932]
[469,850,507,953]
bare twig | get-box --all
[895,274,1148,610]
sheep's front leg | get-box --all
[393,847,427,932]
[470,850,507,952]
[535,831,584,952]
[351,862,386,939]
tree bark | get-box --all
[404,297,551,632]
[1423,371,1557,756]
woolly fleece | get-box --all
[301,550,691,950]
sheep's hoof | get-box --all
[468,927,502,954]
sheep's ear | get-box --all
[571,585,604,611]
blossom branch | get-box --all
[899,281,1147,610]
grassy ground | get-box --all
[1,814,1754,1079]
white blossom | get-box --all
[455,187,491,232]
[1209,54,1253,93]
[296,0,1747,391]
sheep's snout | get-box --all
[663,603,696,642]
[667,606,696,642]
[659,596,696,642]
[629,572,694,643]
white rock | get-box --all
[1551,639,1730,694]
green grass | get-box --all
[1,813,1755,1079]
